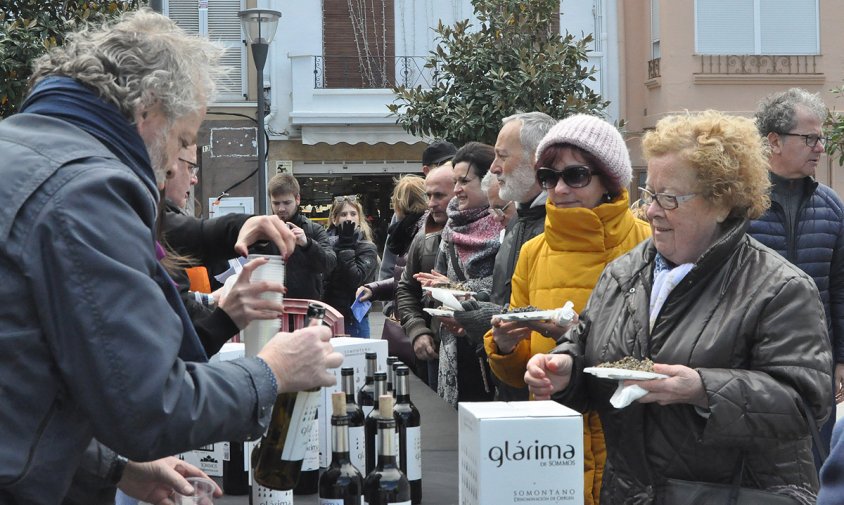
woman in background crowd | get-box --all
[324,195,379,337]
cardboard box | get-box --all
[318,337,388,468]
[458,401,583,505]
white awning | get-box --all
[300,125,424,146]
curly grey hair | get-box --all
[755,88,827,136]
[29,9,223,125]
[502,111,557,164]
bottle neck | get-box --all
[331,415,350,459]
[365,359,376,383]
[395,374,410,402]
[342,373,356,400]
[374,377,386,399]
[377,422,398,467]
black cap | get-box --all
[422,140,458,166]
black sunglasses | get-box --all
[536,165,595,189]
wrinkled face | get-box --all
[645,152,730,265]
[136,103,203,187]
[486,178,514,226]
[544,147,607,209]
[333,202,360,226]
[492,121,539,202]
[425,165,455,224]
[271,192,300,221]
[769,106,825,179]
[452,161,488,211]
[164,144,198,208]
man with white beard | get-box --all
[452,112,556,400]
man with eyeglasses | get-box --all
[749,87,844,471]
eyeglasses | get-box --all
[638,187,697,210]
[178,158,200,177]
[333,194,358,203]
[490,200,513,219]
[778,132,829,148]
[536,165,595,189]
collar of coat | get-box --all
[543,189,639,252]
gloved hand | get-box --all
[453,300,503,346]
[336,221,357,249]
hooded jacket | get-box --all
[552,219,832,504]
[484,191,651,388]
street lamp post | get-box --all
[238,8,281,215]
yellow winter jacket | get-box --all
[484,190,651,386]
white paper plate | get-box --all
[583,367,668,381]
[495,310,558,322]
[423,308,455,317]
[422,286,476,297]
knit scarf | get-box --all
[21,76,207,362]
[440,198,503,279]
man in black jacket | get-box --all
[267,173,337,300]
[452,111,556,400]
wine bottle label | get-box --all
[280,390,321,461]
[406,426,422,480]
[252,483,293,505]
[319,499,354,505]
[302,417,320,471]
[349,425,366,470]
[223,441,230,461]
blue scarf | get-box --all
[21,77,207,362]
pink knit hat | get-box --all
[534,114,632,192]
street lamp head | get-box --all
[238,9,281,45]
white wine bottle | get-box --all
[363,395,410,505]
[393,366,421,504]
[253,303,325,491]
[318,391,364,504]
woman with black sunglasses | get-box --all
[483,114,651,505]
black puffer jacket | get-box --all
[553,219,832,504]
[322,228,378,329]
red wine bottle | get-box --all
[318,391,364,504]
[364,371,388,475]
[358,352,378,417]
[363,395,411,505]
[223,440,250,496]
[393,366,421,504]
[341,366,366,472]
[386,356,399,396]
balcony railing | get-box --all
[696,55,819,75]
[648,58,661,79]
[313,56,436,89]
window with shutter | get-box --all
[695,0,819,55]
[166,0,247,102]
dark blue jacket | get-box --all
[748,177,844,363]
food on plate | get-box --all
[500,304,542,314]
[596,357,655,372]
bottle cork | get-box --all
[378,394,394,417]
[331,391,345,416]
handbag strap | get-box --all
[448,240,467,282]
[801,397,828,463]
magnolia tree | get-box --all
[1,0,142,118]
[387,0,609,145]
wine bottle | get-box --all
[293,303,326,495]
[393,366,421,504]
[253,303,325,492]
[319,391,364,504]
[386,356,399,396]
[358,352,378,417]
[363,395,411,505]
[364,371,388,475]
[223,441,250,496]
[341,367,366,471]
[250,442,294,505]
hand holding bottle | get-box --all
[258,324,343,392]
